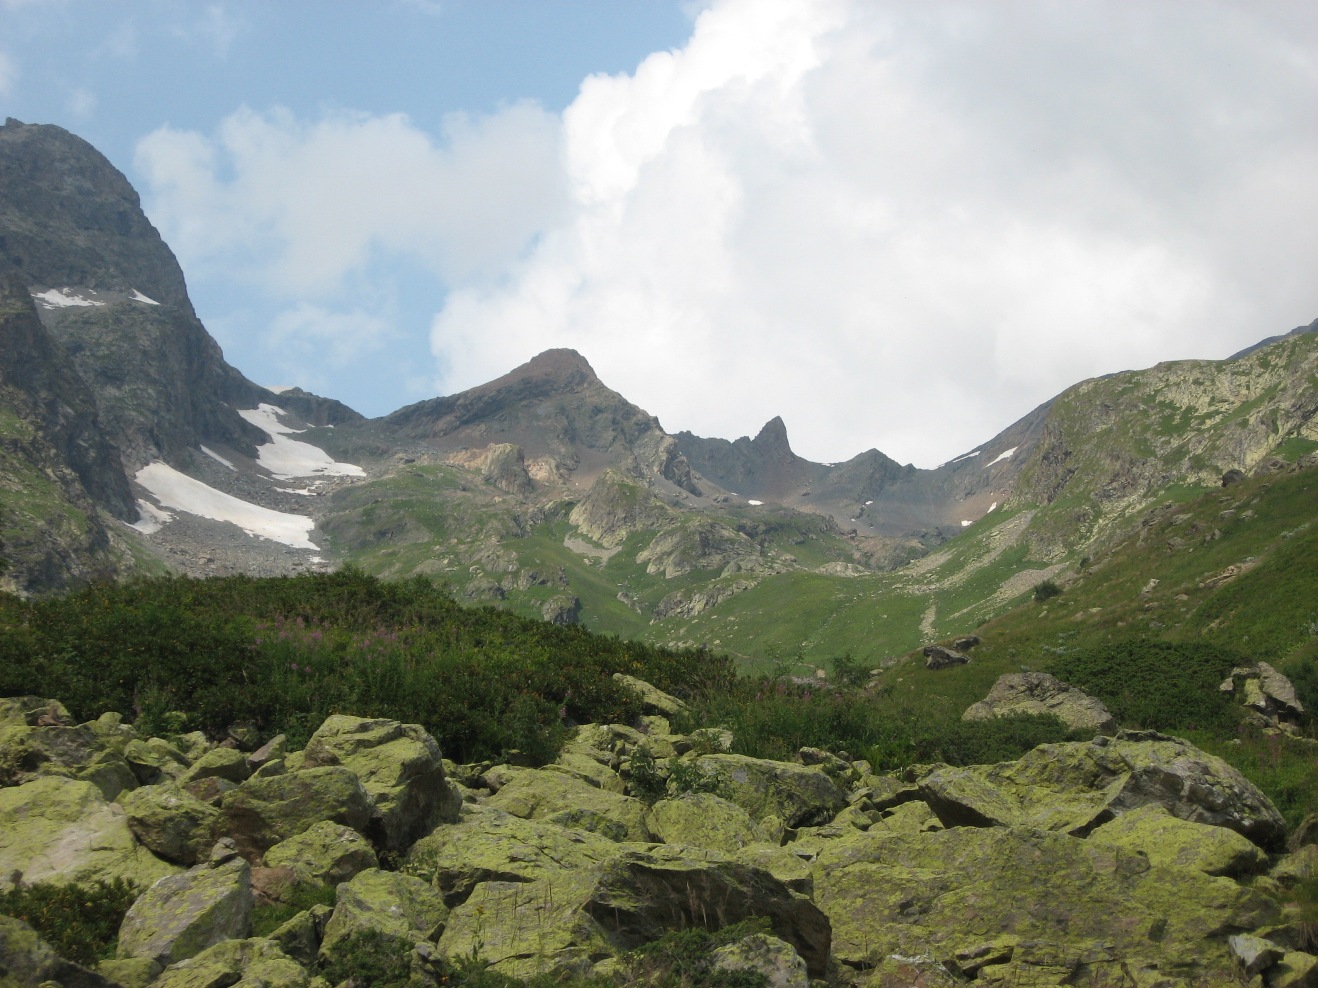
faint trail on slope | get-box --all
[920,603,937,640]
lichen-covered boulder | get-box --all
[711,933,809,988]
[318,868,447,956]
[0,775,178,889]
[962,671,1117,734]
[0,721,137,799]
[0,696,73,729]
[118,782,222,866]
[263,821,378,887]
[405,805,619,905]
[123,737,190,786]
[811,826,1278,984]
[612,673,687,717]
[646,791,762,852]
[0,914,121,988]
[919,731,1287,849]
[687,754,849,836]
[267,904,332,968]
[438,845,831,980]
[219,766,373,862]
[301,715,460,852]
[178,746,250,787]
[152,936,309,988]
[486,768,652,842]
[1088,803,1268,877]
[117,846,252,968]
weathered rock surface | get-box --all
[319,868,447,955]
[813,826,1278,983]
[405,805,619,906]
[646,791,763,852]
[300,715,460,852]
[0,775,178,888]
[613,672,687,717]
[438,844,831,979]
[118,782,222,866]
[963,670,1117,734]
[1088,803,1268,877]
[711,932,809,988]
[923,644,970,669]
[151,936,309,988]
[688,753,850,837]
[262,820,378,888]
[486,767,652,842]
[919,731,1287,849]
[219,766,374,862]
[117,848,252,968]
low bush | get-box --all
[0,877,140,966]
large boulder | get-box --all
[404,805,619,906]
[177,746,250,787]
[1087,803,1268,877]
[300,715,460,852]
[123,737,190,786]
[318,868,447,956]
[711,932,809,988]
[0,914,121,988]
[151,937,309,988]
[486,768,652,842]
[812,826,1278,984]
[218,766,374,862]
[117,782,222,866]
[919,731,1287,849]
[612,673,687,717]
[0,721,137,799]
[117,843,252,968]
[962,671,1116,734]
[438,844,831,980]
[263,821,378,887]
[687,754,849,838]
[646,791,763,853]
[0,775,178,889]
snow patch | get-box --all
[276,487,318,496]
[31,288,104,309]
[265,385,294,394]
[237,404,365,480]
[987,446,1018,466]
[960,519,973,527]
[864,500,874,505]
[129,289,160,305]
[987,501,998,513]
[200,445,236,471]
[949,450,981,465]
[747,499,764,506]
[135,461,319,549]
[128,499,174,535]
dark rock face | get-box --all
[0,119,191,309]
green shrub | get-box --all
[829,652,871,689]
[1033,580,1062,602]
[249,883,337,938]
[622,918,772,988]
[1051,638,1240,732]
[318,928,412,988]
[0,878,140,966]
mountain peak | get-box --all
[752,415,792,452]
[511,348,599,384]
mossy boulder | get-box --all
[117,781,222,866]
[439,844,830,980]
[1088,803,1269,877]
[612,673,687,717]
[688,753,849,835]
[962,671,1117,734]
[486,768,652,841]
[0,775,178,888]
[263,821,378,887]
[0,913,121,988]
[711,932,809,988]
[919,731,1287,849]
[318,868,447,956]
[811,826,1278,984]
[177,746,250,787]
[646,791,762,852]
[117,851,252,968]
[405,805,619,906]
[0,722,137,799]
[123,737,190,786]
[151,936,309,988]
[301,715,460,852]
[219,766,373,862]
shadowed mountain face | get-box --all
[0,119,272,468]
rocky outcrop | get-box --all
[1221,661,1307,731]
[0,914,121,988]
[963,670,1117,734]
[923,643,970,669]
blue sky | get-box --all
[4,1,1318,467]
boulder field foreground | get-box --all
[1,685,1316,988]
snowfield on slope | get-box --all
[134,462,319,549]
[238,404,365,480]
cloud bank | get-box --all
[138,0,1318,466]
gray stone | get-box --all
[962,671,1116,734]
[117,854,252,967]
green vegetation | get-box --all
[319,928,413,988]
[0,877,140,966]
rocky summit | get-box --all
[1,685,1315,987]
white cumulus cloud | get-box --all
[428,0,1318,466]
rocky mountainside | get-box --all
[0,118,1315,676]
